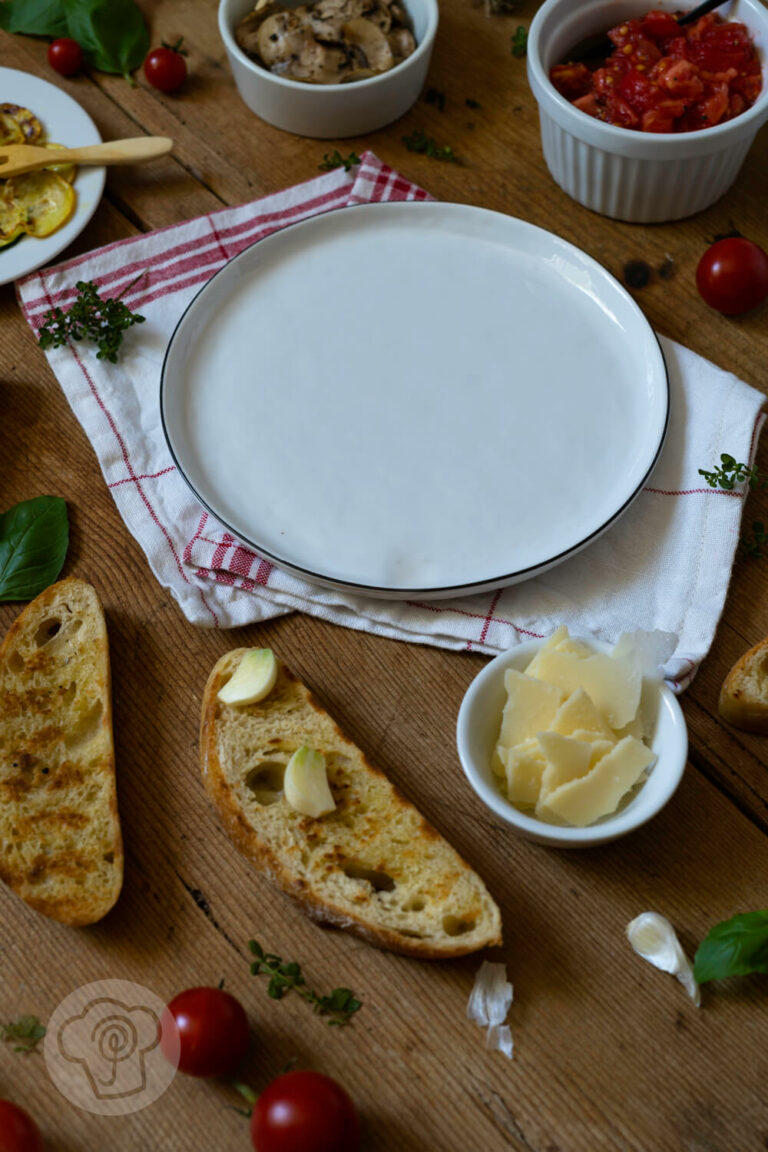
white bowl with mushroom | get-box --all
[219,0,438,138]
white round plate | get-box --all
[0,67,104,287]
[161,202,669,599]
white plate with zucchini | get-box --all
[161,201,669,599]
[0,67,104,287]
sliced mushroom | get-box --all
[339,67,379,82]
[255,10,315,67]
[360,2,392,32]
[287,40,353,82]
[387,26,415,60]
[235,0,415,83]
[342,17,394,73]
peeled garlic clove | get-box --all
[218,648,278,705]
[284,745,336,818]
[626,912,701,1007]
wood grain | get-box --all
[2,1,768,1149]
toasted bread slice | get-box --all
[201,650,502,958]
[719,636,768,734]
[0,579,123,925]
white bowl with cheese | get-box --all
[456,632,688,848]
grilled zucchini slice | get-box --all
[7,170,76,237]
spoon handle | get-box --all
[42,136,173,167]
[678,0,727,26]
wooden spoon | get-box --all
[0,136,173,179]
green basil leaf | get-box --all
[64,0,149,79]
[0,0,69,36]
[693,911,768,983]
[0,496,69,602]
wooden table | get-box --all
[2,2,768,1149]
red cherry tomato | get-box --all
[250,1070,360,1152]
[159,986,249,1077]
[144,43,187,93]
[696,237,768,315]
[0,1100,43,1152]
[47,38,83,77]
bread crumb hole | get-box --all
[398,929,424,939]
[66,698,103,750]
[245,762,285,805]
[343,862,396,892]
[8,650,24,674]
[442,915,476,936]
[34,618,61,646]
[403,896,425,912]
[103,851,114,864]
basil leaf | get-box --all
[693,911,768,983]
[0,0,69,36]
[65,0,149,79]
[0,496,69,602]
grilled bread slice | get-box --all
[201,650,502,958]
[0,578,123,925]
[719,636,768,734]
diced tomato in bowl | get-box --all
[549,10,763,133]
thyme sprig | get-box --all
[1,1015,46,1054]
[248,941,362,1026]
[511,25,528,56]
[402,128,459,163]
[37,272,147,363]
[699,454,768,558]
[698,452,768,492]
[318,150,361,172]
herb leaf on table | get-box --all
[65,0,149,80]
[694,911,768,983]
[698,452,768,491]
[1,1015,46,1054]
[511,25,528,57]
[37,277,146,363]
[0,0,68,36]
[248,940,362,1026]
[0,496,69,603]
[318,150,361,172]
[402,128,459,163]
[0,0,149,79]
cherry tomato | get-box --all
[250,1070,360,1152]
[144,42,188,93]
[47,38,83,77]
[159,986,249,1077]
[0,1100,43,1152]
[696,237,768,315]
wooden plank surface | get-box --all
[2,1,768,1149]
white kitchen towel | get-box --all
[16,151,765,687]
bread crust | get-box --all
[719,637,768,734]
[201,650,502,959]
[0,578,123,925]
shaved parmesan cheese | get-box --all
[612,630,677,680]
[539,736,653,826]
[526,647,640,729]
[468,961,514,1059]
[498,669,563,748]
[493,626,679,826]
[626,912,700,1007]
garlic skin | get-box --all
[467,960,514,1058]
[626,912,701,1007]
